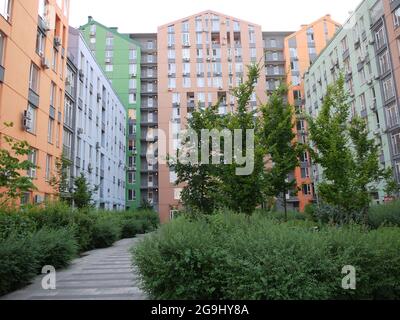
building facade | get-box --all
[129,33,159,212]
[284,15,340,211]
[0,0,69,204]
[79,18,142,210]
[382,0,400,181]
[67,27,126,210]
[157,10,267,222]
[304,0,397,204]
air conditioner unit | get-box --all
[130,73,137,78]
[374,129,380,136]
[77,128,84,135]
[168,88,173,92]
[206,57,211,61]
[367,78,373,85]
[65,77,71,86]
[54,36,62,47]
[22,110,33,131]
[96,142,101,150]
[369,39,375,45]
[183,42,191,47]
[41,57,50,69]
[97,93,101,101]
[105,58,111,63]
[218,86,223,91]
[183,58,190,62]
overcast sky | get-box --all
[70,0,362,33]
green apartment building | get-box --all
[304,0,398,204]
[80,17,142,209]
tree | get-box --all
[172,103,224,214]
[0,122,37,206]
[49,154,72,203]
[218,64,267,214]
[260,85,303,221]
[308,75,395,222]
[71,173,96,209]
[172,64,267,215]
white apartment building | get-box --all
[67,27,126,210]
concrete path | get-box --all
[1,237,147,300]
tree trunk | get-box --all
[283,188,288,222]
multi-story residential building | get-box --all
[79,17,142,210]
[0,0,70,204]
[382,0,400,181]
[284,15,340,211]
[157,10,267,222]
[263,31,293,93]
[304,0,397,204]
[129,33,159,212]
[67,27,126,210]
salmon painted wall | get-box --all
[0,0,70,203]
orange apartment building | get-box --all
[284,15,340,211]
[157,11,266,222]
[0,0,70,204]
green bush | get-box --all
[91,217,121,248]
[133,212,400,300]
[30,228,78,270]
[368,201,400,229]
[0,211,36,241]
[0,235,39,296]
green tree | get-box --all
[172,64,267,215]
[71,173,96,209]
[0,122,37,206]
[308,75,395,222]
[49,154,72,203]
[172,104,223,214]
[260,85,303,220]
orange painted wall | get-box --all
[284,15,340,211]
[0,0,69,203]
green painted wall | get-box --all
[80,20,142,209]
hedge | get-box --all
[0,203,159,296]
[133,213,400,300]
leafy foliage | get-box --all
[308,75,394,220]
[260,85,303,219]
[0,122,37,206]
[71,173,97,209]
[133,212,400,300]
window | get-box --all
[106,37,114,47]
[47,117,54,144]
[302,184,312,196]
[27,149,38,178]
[379,51,390,74]
[129,49,137,60]
[0,31,4,66]
[129,64,137,76]
[26,104,37,134]
[392,132,400,155]
[50,82,56,106]
[383,77,395,101]
[52,47,58,71]
[129,79,136,89]
[393,7,400,28]
[29,63,40,93]
[128,172,136,184]
[105,64,113,72]
[128,189,136,201]
[375,26,386,49]
[387,104,399,128]
[0,0,12,20]
[45,154,52,181]
[36,30,45,56]
[129,93,136,104]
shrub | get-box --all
[0,211,36,241]
[30,227,78,270]
[368,201,400,229]
[133,212,400,300]
[91,217,121,248]
[0,235,39,296]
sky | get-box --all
[70,0,363,33]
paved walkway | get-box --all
[1,237,147,300]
